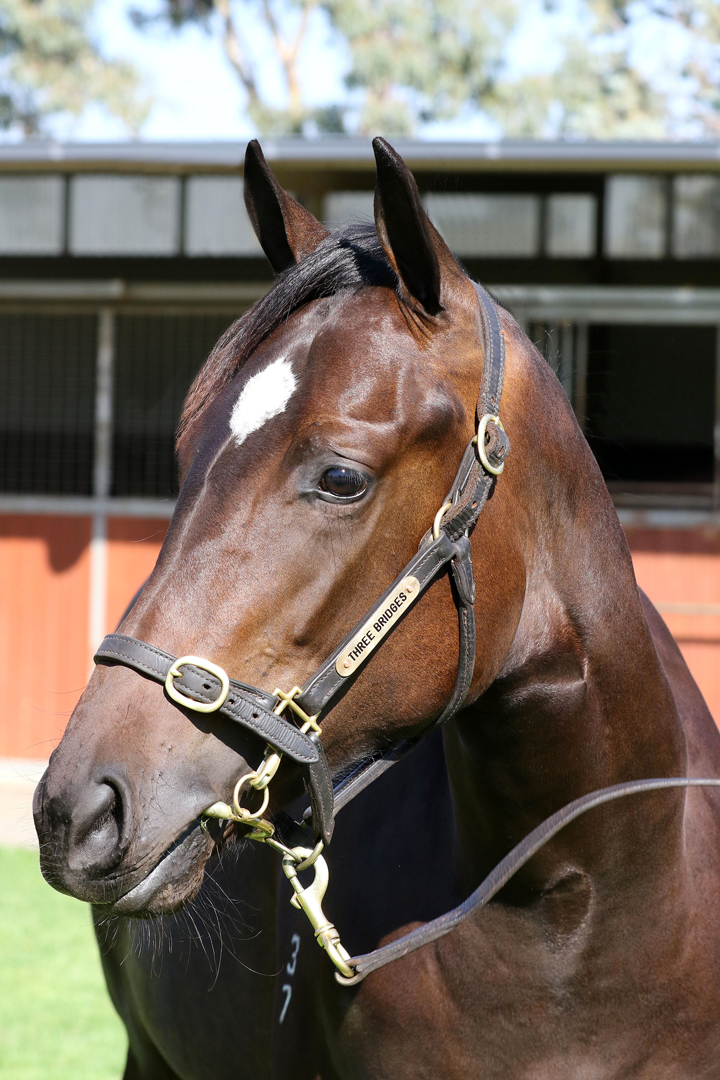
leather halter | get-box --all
[95,281,510,849]
[93,282,720,988]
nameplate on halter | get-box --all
[335,576,421,678]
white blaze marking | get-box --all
[229,356,297,446]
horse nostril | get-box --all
[66,779,127,876]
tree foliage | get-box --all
[0,0,148,135]
[133,0,518,134]
[323,0,516,134]
[3,0,719,138]
[138,0,720,138]
[493,0,720,138]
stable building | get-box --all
[1,137,719,759]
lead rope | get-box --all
[335,776,720,985]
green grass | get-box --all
[0,846,127,1080]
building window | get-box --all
[0,176,65,255]
[673,175,720,258]
[0,314,97,494]
[185,177,261,256]
[323,191,375,228]
[604,176,667,259]
[546,194,596,258]
[69,176,181,256]
[424,193,541,257]
[585,324,715,488]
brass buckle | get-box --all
[165,655,230,714]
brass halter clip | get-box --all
[253,687,322,791]
[272,685,322,734]
[282,847,353,978]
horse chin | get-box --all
[108,820,215,917]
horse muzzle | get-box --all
[33,760,218,915]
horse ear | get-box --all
[244,140,329,273]
[373,137,458,317]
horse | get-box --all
[34,137,720,1078]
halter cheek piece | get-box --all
[94,283,720,986]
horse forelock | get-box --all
[177,223,396,446]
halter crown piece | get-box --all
[96,285,720,987]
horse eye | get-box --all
[319,466,367,499]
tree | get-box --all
[132,0,720,138]
[0,0,148,135]
[132,0,518,135]
[132,0,332,134]
[322,0,517,134]
[491,0,720,139]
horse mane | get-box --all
[178,222,396,440]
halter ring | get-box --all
[476,415,505,476]
[165,656,230,713]
[233,772,271,821]
[433,501,453,541]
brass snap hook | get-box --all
[282,847,353,978]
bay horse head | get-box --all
[35,138,557,917]
[35,137,720,1073]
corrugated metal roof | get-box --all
[1,137,720,173]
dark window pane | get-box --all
[0,314,97,494]
[586,324,715,484]
[113,314,235,497]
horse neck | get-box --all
[443,351,688,900]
